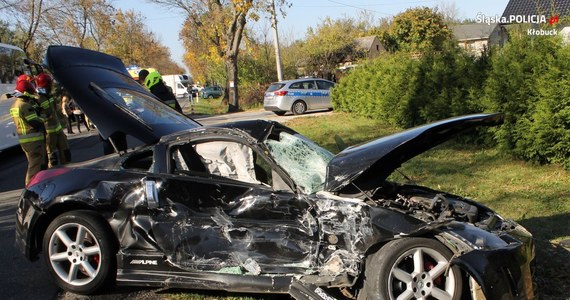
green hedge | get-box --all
[332,45,487,128]
[332,35,570,168]
[482,34,570,168]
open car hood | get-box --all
[45,46,200,144]
[325,113,503,193]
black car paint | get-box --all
[16,46,535,299]
[16,122,534,299]
[44,46,200,144]
[326,113,503,193]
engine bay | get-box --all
[363,183,508,232]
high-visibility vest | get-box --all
[10,97,45,144]
[37,93,63,134]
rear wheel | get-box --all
[43,210,116,294]
[208,94,214,99]
[292,100,307,115]
[359,238,463,300]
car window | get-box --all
[289,82,304,89]
[316,80,335,90]
[121,150,153,171]
[304,81,316,89]
[171,140,289,190]
[290,81,316,90]
[104,87,198,129]
[265,131,333,194]
[266,83,285,92]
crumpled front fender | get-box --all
[440,223,535,300]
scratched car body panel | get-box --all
[15,46,535,299]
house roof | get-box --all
[354,36,378,50]
[501,0,570,18]
[451,24,497,41]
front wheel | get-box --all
[208,94,214,99]
[43,210,116,294]
[359,238,463,300]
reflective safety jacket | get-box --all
[37,92,63,134]
[10,96,45,144]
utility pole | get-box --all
[271,0,283,81]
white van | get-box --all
[162,74,191,99]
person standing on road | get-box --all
[35,73,71,167]
[71,99,90,133]
[61,91,75,134]
[144,71,183,113]
[10,79,47,185]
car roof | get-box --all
[272,78,334,85]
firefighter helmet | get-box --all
[35,73,53,88]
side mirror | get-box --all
[144,180,159,209]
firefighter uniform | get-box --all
[144,71,183,113]
[37,91,71,167]
[10,92,47,185]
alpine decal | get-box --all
[129,259,158,265]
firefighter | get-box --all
[35,73,71,167]
[144,71,183,113]
[10,79,47,185]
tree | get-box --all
[381,7,452,53]
[301,17,366,79]
[0,1,183,71]
[103,9,184,74]
[481,33,570,167]
[0,20,15,43]
[3,0,56,59]
[38,0,115,50]
[152,0,287,112]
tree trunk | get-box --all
[226,55,239,113]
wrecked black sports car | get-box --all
[16,46,534,300]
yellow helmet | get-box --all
[144,71,162,89]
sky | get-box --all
[116,0,511,71]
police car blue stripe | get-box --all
[287,91,328,97]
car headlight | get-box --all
[443,222,509,250]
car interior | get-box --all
[170,141,291,191]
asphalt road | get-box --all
[0,109,331,300]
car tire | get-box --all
[208,95,214,99]
[358,238,463,300]
[292,100,307,115]
[43,210,116,294]
[273,111,286,116]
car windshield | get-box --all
[265,131,333,194]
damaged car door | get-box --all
[148,138,320,275]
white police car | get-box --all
[263,78,335,115]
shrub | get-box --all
[239,82,269,109]
[481,33,570,168]
[332,44,488,128]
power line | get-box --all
[299,0,438,15]
[325,0,392,15]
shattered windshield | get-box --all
[265,131,333,194]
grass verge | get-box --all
[185,98,228,115]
